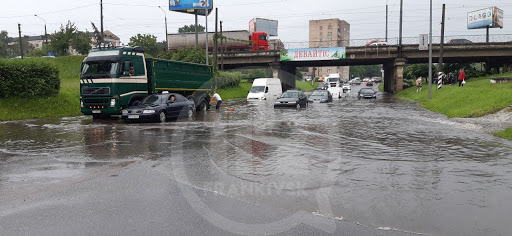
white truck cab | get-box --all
[325,74,342,99]
[247,78,283,100]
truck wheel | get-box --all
[188,108,194,118]
[197,100,207,112]
[296,103,301,109]
[157,111,166,123]
[187,96,196,108]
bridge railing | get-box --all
[283,34,512,49]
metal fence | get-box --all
[283,34,512,49]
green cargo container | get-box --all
[79,46,212,118]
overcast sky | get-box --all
[1,0,511,45]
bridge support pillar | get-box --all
[278,63,296,91]
[383,58,406,94]
[271,62,280,79]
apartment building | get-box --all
[308,19,350,79]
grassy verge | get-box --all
[396,72,512,118]
[217,82,252,100]
[493,128,512,141]
[296,81,318,92]
[378,82,384,92]
[0,56,84,121]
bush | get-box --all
[0,59,60,98]
[213,71,242,89]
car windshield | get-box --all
[250,86,265,93]
[281,92,299,98]
[360,89,375,94]
[81,61,119,78]
[140,95,166,105]
[311,90,328,96]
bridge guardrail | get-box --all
[283,34,512,49]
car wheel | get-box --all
[158,111,166,123]
[187,107,194,118]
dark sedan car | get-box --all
[357,88,377,99]
[121,93,195,122]
[308,90,332,103]
[274,90,308,108]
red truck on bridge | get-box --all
[167,30,269,51]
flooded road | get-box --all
[1,84,512,235]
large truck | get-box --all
[80,46,212,118]
[167,30,269,51]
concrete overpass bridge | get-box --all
[218,41,512,93]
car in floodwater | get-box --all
[308,90,332,103]
[342,84,351,93]
[350,78,362,85]
[121,93,195,122]
[357,88,377,99]
[366,81,374,87]
[274,90,308,108]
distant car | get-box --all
[363,77,371,82]
[358,88,377,99]
[366,81,374,87]
[371,77,383,82]
[448,39,472,44]
[350,78,362,85]
[274,90,308,108]
[369,41,388,46]
[316,83,328,90]
[121,93,195,122]
[308,90,332,103]
[342,84,351,93]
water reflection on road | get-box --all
[1,84,512,235]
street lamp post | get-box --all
[428,0,433,99]
[158,6,168,52]
[34,14,48,56]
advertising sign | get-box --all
[169,0,212,11]
[468,7,504,29]
[419,34,428,50]
[249,18,278,36]
[280,47,345,61]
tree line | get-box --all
[0,22,205,59]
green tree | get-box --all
[178,24,205,33]
[128,33,160,57]
[171,47,209,64]
[71,31,92,55]
[90,22,101,47]
[349,65,382,78]
[27,44,50,57]
[8,38,35,58]
[0,30,10,58]
[49,21,78,56]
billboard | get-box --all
[169,0,213,11]
[468,7,504,29]
[280,47,345,61]
[249,18,278,36]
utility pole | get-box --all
[18,24,24,59]
[399,0,403,57]
[214,8,218,69]
[486,26,490,43]
[34,14,48,56]
[205,6,209,65]
[428,0,433,99]
[158,6,168,51]
[220,21,224,70]
[195,11,199,47]
[100,0,104,45]
[385,1,388,42]
[439,4,446,73]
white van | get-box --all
[247,78,283,100]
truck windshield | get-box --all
[81,61,119,78]
[250,86,265,93]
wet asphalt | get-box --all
[1,83,512,235]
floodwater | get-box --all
[1,84,512,235]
